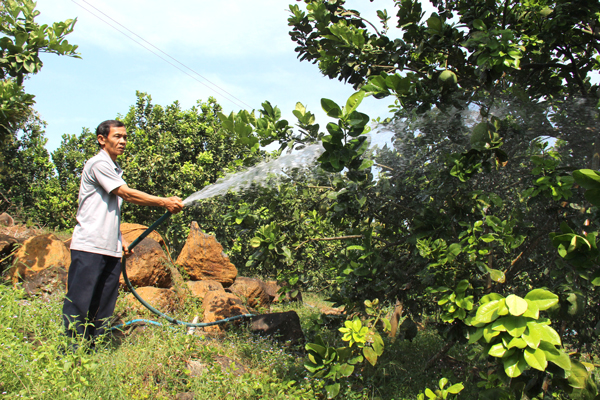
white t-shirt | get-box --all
[70,149,127,258]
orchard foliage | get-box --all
[0,0,78,172]
[2,0,600,398]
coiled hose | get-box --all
[112,211,254,331]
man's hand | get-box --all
[122,239,134,258]
[164,196,184,214]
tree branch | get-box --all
[295,235,363,250]
[340,11,382,37]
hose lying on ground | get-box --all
[111,211,255,331]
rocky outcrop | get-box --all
[263,280,280,302]
[124,287,177,313]
[202,290,249,333]
[121,223,166,247]
[0,233,19,257]
[185,355,246,378]
[119,236,172,289]
[228,277,270,309]
[185,280,224,300]
[9,233,71,284]
[22,266,67,296]
[250,311,305,344]
[0,213,14,227]
[176,222,237,286]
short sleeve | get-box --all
[91,159,126,194]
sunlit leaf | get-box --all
[524,347,547,371]
[503,353,527,378]
[505,294,528,316]
[524,289,559,310]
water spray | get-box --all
[114,144,327,331]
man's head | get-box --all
[96,120,127,161]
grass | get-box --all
[2,281,595,399]
[0,282,456,400]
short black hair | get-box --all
[96,120,125,148]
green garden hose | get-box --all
[115,211,254,330]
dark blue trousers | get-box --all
[62,250,121,340]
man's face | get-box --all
[98,126,127,161]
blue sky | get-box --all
[25,0,418,153]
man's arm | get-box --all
[112,185,184,214]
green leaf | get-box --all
[524,289,559,311]
[473,19,487,30]
[539,342,571,370]
[447,383,464,394]
[506,337,528,349]
[480,293,504,304]
[573,169,600,190]
[426,14,442,32]
[567,360,590,389]
[505,294,528,316]
[488,268,505,283]
[503,353,527,378]
[372,334,384,356]
[358,158,373,170]
[344,91,365,115]
[522,300,539,319]
[455,279,470,293]
[321,98,342,118]
[250,237,262,247]
[363,347,377,366]
[346,245,365,251]
[306,342,327,356]
[591,269,600,286]
[325,383,340,399]
[338,363,354,377]
[538,325,561,346]
[439,377,448,390]
[483,325,501,342]
[522,325,541,349]
[524,347,548,371]
[488,342,507,357]
[467,327,484,343]
[584,188,600,206]
[474,299,501,324]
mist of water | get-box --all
[183,143,326,205]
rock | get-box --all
[9,233,71,285]
[176,222,237,286]
[213,355,246,376]
[250,311,305,344]
[263,280,280,302]
[119,236,172,289]
[0,213,14,227]
[229,277,270,309]
[0,233,19,257]
[22,266,68,296]
[278,283,303,303]
[202,291,249,333]
[121,223,166,247]
[185,356,245,378]
[185,280,224,300]
[124,287,177,313]
[175,392,195,400]
[185,360,208,377]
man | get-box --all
[63,119,184,342]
